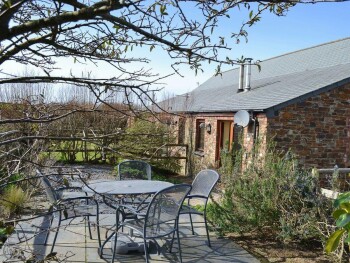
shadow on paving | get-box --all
[0,214,259,263]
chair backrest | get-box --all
[117,160,152,180]
[37,169,58,204]
[144,184,191,238]
[190,169,220,197]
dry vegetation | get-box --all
[229,232,333,263]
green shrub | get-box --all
[325,192,350,259]
[114,161,182,184]
[5,173,24,188]
[0,186,31,216]
[152,171,182,184]
[212,140,332,242]
[0,171,25,195]
[0,222,14,249]
[119,119,181,173]
[0,227,6,248]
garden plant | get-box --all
[325,191,350,260]
[209,139,334,251]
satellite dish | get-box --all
[234,110,251,127]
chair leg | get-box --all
[204,214,211,247]
[44,214,54,245]
[96,211,101,248]
[50,211,62,254]
[144,239,149,263]
[99,230,115,258]
[188,212,194,235]
[169,231,176,252]
[176,228,183,263]
[111,211,119,262]
[87,215,93,239]
[111,231,118,263]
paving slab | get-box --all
[0,214,259,263]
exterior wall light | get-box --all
[206,123,211,134]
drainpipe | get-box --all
[251,115,259,164]
[253,117,259,142]
[244,58,252,92]
[237,63,245,93]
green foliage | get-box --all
[325,192,350,254]
[115,160,150,180]
[0,186,31,216]
[212,140,331,242]
[0,171,25,192]
[152,170,182,184]
[114,161,182,184]
[0,221,14,249]
[48,141,120,164]
[5,173,24,188]
[121,119,181,173]
[0,227,6,247]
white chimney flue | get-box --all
[244,58,252,92]
[237,64,245,93]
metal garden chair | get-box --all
[48,167,85,189]
[101,184,192,263]
[117,160,152,210]
[37,169,101,254]
[179,169,220,247]
[117,160,152,180]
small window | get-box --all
[196,119,205,151]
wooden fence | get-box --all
[46,142,188,171]
[317,167,350,193]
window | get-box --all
[196,119,205,151]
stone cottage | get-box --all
[162,38,350,172]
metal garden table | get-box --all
[82,179,174,256]
[82,179,173,196]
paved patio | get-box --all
[0,212,259,263]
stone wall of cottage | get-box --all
[267,83,350,169]
[182,114,233,175]
[180,113,268,175]
[172,84,350,178]
[230,113,268,169]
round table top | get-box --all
[82,179,173,195]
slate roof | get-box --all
[163,38,350,114]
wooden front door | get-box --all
[215,120,234,163]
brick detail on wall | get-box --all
[267,83,350,168]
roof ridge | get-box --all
[218,37,350,75]
[261,37,350,63]
[252,61,350,83]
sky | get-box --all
[2,1,350,100]
[161,1,350,96]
